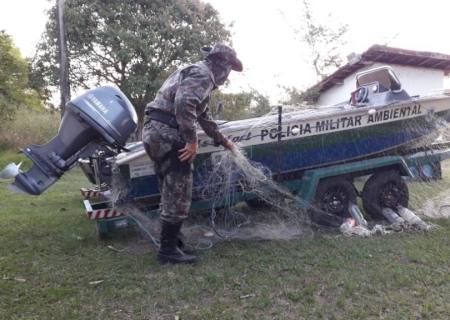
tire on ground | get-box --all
[310,177,357,227]
[362,170,409,219]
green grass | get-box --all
[2,153,450,319]
[0,149,32,171]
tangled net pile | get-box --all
[109,147,312,249]
[417,186,450,219]
[195,146,312,240]
[110,163,163,246]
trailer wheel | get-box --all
[362,170,409,219]
[420,161,442,181]
[310,177,357,227]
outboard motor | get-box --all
[8,86,138,195]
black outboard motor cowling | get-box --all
[10,86,138,195]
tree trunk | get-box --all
[58,0,70,117]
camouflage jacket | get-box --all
[144,61,226,146]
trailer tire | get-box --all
[310,177,357,227]
[362,170,409,219]
[420,161,442,181]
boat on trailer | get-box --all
[102,66,450,206]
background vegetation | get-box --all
[0,31,43,124]
[0,109,60,151]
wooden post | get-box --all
[58,0,70,116]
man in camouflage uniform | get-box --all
[142,43,243,264]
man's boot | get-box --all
[157,220,197,264]
[176,236,196,255]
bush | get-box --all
[0,109,60,151]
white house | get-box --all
[308,45,450,106]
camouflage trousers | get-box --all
[142,121,193,224]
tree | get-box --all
[0,31,42,122]
[300,0,348,81]
[28,56,54,107]
[209,90,271,121]
[282,86,320,106]
[283,0,348,106]
[34,0,232,122]
[249,90,272,118]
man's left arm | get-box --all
[198,108,233,150]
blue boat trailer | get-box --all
[82,145,450,238]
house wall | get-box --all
[317,63,445,106]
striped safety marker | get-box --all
[80,187,101,199]
[86,208,124,220]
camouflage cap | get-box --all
[201,43,243,72]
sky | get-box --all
[2,0,450,103]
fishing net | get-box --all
[195,145,312,241]
[107,101,450,248]
[418,187,450,219]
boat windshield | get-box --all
[356,67,402,92]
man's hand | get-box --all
[178,142,198,163]
[223,139,236,152]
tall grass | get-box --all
[0,109,60,151]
